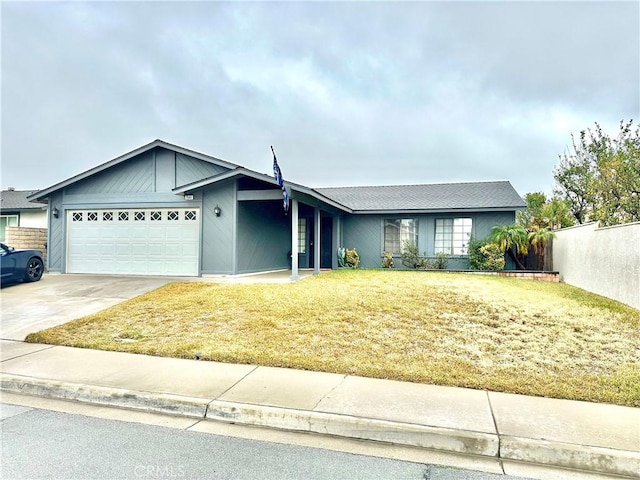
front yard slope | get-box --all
[26,270,640,407]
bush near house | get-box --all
[401,242,449,270]
[338,247,360,268]
[469,239,505,271]
[382,252,394,268]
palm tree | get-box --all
[490,224,529,270]
[528,226,555,270]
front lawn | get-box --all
[26,270,640,407]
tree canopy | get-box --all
[554,120,640,226]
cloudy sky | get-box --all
[1,1,638,197]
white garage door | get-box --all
[66,208,200,276]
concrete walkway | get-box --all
[1,339,638,478]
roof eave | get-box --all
[349,206,526,215]
[174,169,352,213]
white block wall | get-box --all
[552,222,640,310]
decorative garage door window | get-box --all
[66,208,200,276]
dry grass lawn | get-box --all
[27,270,640,407]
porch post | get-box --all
[314,207,321,274]
[291,199,299,281]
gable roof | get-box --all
[1,189,45,211]
[27,139,241,202]
[316,181,526,213]
[25,140,525,214]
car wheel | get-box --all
[25,257,44,282]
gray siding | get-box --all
[176,153,228,186]
[66,151,155,195]
[342,211,517,270]
[237,201,290,274]
[65,148,230,198]
[201,182,236,274]
[47,191,64,272]
[342,215,382,269]
[154,148,176,192]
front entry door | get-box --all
[320,217,333,268]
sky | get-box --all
[1,1,638,197]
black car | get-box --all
[0,242,44,285]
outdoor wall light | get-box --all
[52,207,59,218]
[214,205,221,217]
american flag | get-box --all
[271,146,289,214]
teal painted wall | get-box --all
[201,181,235,274]
[176,152,228,186]
[47,191,64,272]
[237,200,290,274]
[342,211,517,270]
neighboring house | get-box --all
[28,140,525,277]
[0,188,47,242]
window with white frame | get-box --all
[384,219,418,254]
[0,215,18,242]
[435,218,473,255]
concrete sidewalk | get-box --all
[1,340,638,478]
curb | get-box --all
[2,373,639,478]
[0,374,208,418]
[500,436,640,479]
[206,400,498,457]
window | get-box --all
[150,211,162,221]
[167,211,179,221]
[0,215,18,242]
[384,219,418,254]
[102,212,113,221]
[298,218,306,254]
[134,211,145,221]
[435,218,472,255]
[72,212,83,222]
[118,211,129,221]
[87,212,98,222]
[185,210,197,221]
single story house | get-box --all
[28,140,525,278]
[1,188,47,242]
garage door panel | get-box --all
[67,208,199,276]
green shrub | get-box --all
[344,248,360,268]
[382,252,394,268]
[469,239,505,270]
[402,242,449,270]
[401,242,422,268]
[434,252,449,270]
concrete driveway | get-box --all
[0,274,174,341]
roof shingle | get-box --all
[1,189,44,211]
[315,181,525,212]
